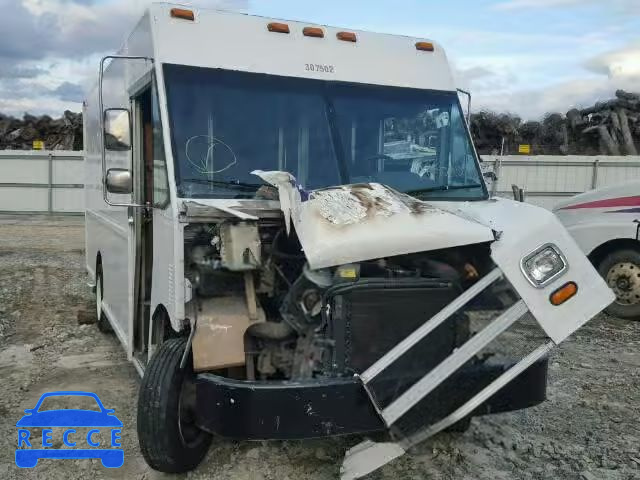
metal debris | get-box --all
[340,440,406,480]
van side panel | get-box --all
[84,12,155,352]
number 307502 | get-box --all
[305,64,335,73]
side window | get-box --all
[152,82,170,208]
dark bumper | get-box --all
[194,357,548,440]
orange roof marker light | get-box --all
[170,8,195,21]
[337,31,357,42]
[415,41,435,52]
[268,22,290,34]
[303,27,325,38]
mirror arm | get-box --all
[99,54,154,208]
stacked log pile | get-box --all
[0,111,83,151]
[471,90,640,156]
[570,90,639,156]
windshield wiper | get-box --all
[181,178,264,191]
[406,183,482,196]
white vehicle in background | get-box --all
[555,180,640,320]
[83,3,613,478]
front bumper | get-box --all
[194,356,548,440]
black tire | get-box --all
[95,263,113,333]
[137,337,212,473]
[597,249,640,321]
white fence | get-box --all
[0,150,84,214]
[1,152,640,214]
[483,156,640,210]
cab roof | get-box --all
[147,3,456,92]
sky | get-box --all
[0,0,638,120]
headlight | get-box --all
[521,244,568,287]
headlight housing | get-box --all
[521,244,568,287]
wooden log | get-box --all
[580,99,639,115]
[616,90,640,102]
[598,125,621,155]
[566,108,583,128]
[616,108,638,155]
[611,109,623,139]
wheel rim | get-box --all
[606,262,640,306]
[177,375,202,448]
[96,273,103,319]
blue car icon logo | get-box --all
[16,391,123,468]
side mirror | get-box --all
[106,168,133,194]
[104,108,131,151]
[512,184,525,202]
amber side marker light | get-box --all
[416,41,435,52]
[550,282,578,306]
[337,31,357,42]
[268,22,290,34]
[170,8,195,21]
[303,27,325,38]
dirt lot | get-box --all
[0,215,639,480]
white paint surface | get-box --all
[554,180,640,257]
[151,4,456,93]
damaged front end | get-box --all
[178,171,613,477]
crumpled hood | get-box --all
[252,171,495,269]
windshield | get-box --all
[164,64,486,200]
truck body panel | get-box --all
[83,4,614,477]
[554,180,640,255]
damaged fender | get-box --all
[437,198,615,343]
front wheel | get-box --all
[137,337,212,473]
[598,249,640,321]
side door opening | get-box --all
[131,84,155,363]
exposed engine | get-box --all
[184,218,494,381]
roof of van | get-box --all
[145,3,456,92]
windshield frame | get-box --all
[162,63,488,202]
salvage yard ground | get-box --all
[0,215,639,480]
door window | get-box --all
[151,82,169,208]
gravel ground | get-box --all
[0,215,639,480]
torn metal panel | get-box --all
[251,171,301,233]
[252,170,495,269]
[183,201,259,221]
[341,441,406,480]
[180,199,282,222]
